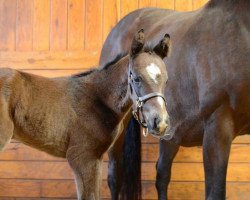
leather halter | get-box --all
[128,68,166,128]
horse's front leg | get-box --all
[156,140,179,200]
[67,148,102,200]
[108,132,125,200]
[203,105,234,200]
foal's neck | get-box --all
[89,55,131,117]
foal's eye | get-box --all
[134,76,142,83]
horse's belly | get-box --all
[12,127,68,158]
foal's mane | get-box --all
[102,53,128,70]
[72,46,155,78]
[72,53,128,78]
[72,69,97,78]
[102,45,155,70]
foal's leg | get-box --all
[156,140,179,200]
[108,133,125,200]
[0,99,14,150]
[67,150,102,200]
[203,105,234,200]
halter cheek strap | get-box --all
[128,70,166,128]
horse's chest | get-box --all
[170,117,204,146]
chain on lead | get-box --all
[142,126,149,137]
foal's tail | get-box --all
[121,117,142,200]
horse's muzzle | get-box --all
[148,115,170,137]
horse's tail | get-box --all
[120,117,142,200]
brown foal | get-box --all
[0,30,171,199]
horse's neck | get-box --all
[91,55,132,117]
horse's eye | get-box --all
[134,77,141,83]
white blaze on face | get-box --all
[157,97,165,108]
[146,63,161,84]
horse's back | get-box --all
[99,8,178,67]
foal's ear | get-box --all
[153,33,171,59]
[130,29,145,57]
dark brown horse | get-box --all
[99,0,250,199]
[0,31,171,200]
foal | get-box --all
[0,30,170,199]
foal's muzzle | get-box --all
[129,69,170,137]
[131,92,166,128]
[147,114,170,137]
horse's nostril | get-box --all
[153,117,158,129]
[153,116,161,130]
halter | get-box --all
[128,67,167,129]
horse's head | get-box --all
[128,29,171,137]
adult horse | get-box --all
[0,31,171,200]
[99,0,250,199]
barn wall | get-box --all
[0,0,249,199]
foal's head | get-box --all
[128,29,170,137]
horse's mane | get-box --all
[143,43,155,54]
[72,53,128,78]
[72,69,97,78]
[73,47,154,78]
[102,45,155,70]
[103,53,128,70]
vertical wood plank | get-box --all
[0,0,16,51]
[175,0,193,11]
[120,0,138,19]
[139,0,157,8]
[16,0,34,51]
[193,0,208,10]
[103,0,119,42]
[156,0,174,9]
[33,0,50,51]
[68,0,85,50]
[50,0,68,51]
[85,0,103,51]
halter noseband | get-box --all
[128,69,166,128]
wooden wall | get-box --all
[0,0,249,199]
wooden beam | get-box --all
[0,51,100,69]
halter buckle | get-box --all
[136,99,143,108]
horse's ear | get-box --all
[130,29,145,57]
[153,33,171,59]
